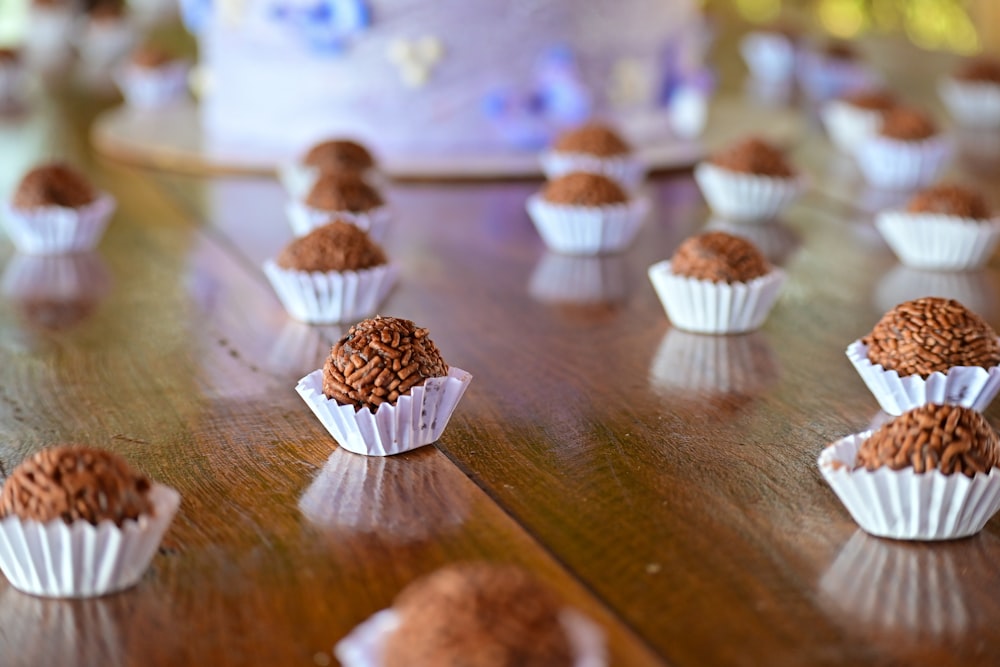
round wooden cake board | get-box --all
[91,96,805,180]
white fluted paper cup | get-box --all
[295,367,473,456]
[821,100,885,153]
[875,211,1000,271]
[740,31,796,82]
[0,484,180,598]
[694,163,804,223]
[263,260,397,325]
[647,260,785,334]
[939,78,1000,129]
[819,431,1000,540]
[285,200,390,241]
[525,194,648,256]
[855,136,951,190]
[114,61,189,109]
[846,339,1000,415]
[2,194,116,255]
[335,606,607,667]
[539,151,646,192]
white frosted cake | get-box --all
[182,0,711,160]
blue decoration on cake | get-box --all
[269,0,371,54]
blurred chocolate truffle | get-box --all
[0,445,153,526]
[553,123,631,157]
[12,163,98,210]
[302,139,376,174]
[322,315,448,411]
[128,43,174,69]
[879,107,938,141]
[383,564,575,667]
[276,221,386,273]
[709,138,794,177]
[542,172,628,207]
[856,404,1000,476]
[670,231,770,283]
[304,172,383,213]
[864,297,1000,377]
[840,89,895,112]
[953,57,1000,85]
[906,183,990,220]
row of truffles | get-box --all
[822,296,1000,540]
[526,123,649,256]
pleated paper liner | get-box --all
[114,61,190,109]
[875,210,1000,271]
[939,78,1000,129]
[285,200,391,241]
[2,194,116,255]
[854,136,951,190]
[263,260,397,325]
[525,194,649,256]
[739,31,796,82]
[820,99,884,153]
[693,163,804,223]
[539,150,646,192]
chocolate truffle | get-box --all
[302,139,376,173]
[12,163,98,210]
[304,172,383,213]
[856,404,1000,476]
[129,44,173,69]
[841,90,895,111]
[879,107,937,141]
[823,40,857,61]
[0,48,20,65]
[709,138,794,178]
[553,123,631,157]
[954,57,1000,85]
[542,172,628,207]
[906,183,990,220]
[864,297,1000,377]
[276,220,386,273]
[383,564,574,667]
[0,445,153,526]
[670,231,770,283]
[322,315,448,411]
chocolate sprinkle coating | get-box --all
[670,231,770,284]
[12,163,98,209]
[856,404,1000,476]
[383,564,574,667]
[879,107,937,141]
[0,445,153,526]
[276,221,386,272]
[302,139,375,173]
[322,316,448,411]
[864,297,1000,377]
[304,172,383,213]
[709,138,794,177]
[553,123,631,157]
[906,183,990,220]
[542,172,628,206]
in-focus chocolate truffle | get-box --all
[12,163,98,210]
[0,445,153,526]
[856,404,1000,476]
[129,44,173,69]
[276,220,386,272]
[542,172,628,207]
[322,315,448,410]
[841,90,895,111]
[709,138,794,177]
[304,172,383,213]
[302,139,376,173]
[906,183,990,220]
[954,57,1000,85]
[864,297,1000,377]
[879,107,937,141]
[552,123,631,157]
[383,564,574,667]
[670,231,770,283]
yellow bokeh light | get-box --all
[734,0,782,24]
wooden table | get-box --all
[3,37,1000,667]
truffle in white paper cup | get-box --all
[939,78,1000,129]
[821,99,885,153]
[0,484,180,598]
[263,260,397,325]
[539,151,646,192]
[114,61,190,109]
[818,430,1000,540]
[336,605,607,667]
[647,260,785,334]
[875,210,1000,271]
[526,194,648,256]
[855,136,951,191]
[694,163,804,223]
[846,339,1000,415]
[285,200,390,241]
[740,31,796,82]
[2,194,116,255]
[278,162,321,201]
[296,367,472,456]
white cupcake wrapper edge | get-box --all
[285,201,391,241]
[539,151,646,191]
[939,78,1000,128]
[875,211,1000,271]
[855,136,951,191]
[694,163,804,223]
[2,194,115,255]
[820,101,884,153]
[525,194,648,256]
[263,260,398,324]
[114,61,189,109]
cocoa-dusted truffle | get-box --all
[12,163,98,210]
[304,172,383,213]
[906,183,990,220]
[670,231,770,284]
[322,315,448,411]
[709,138,794,178]
[302,139,376,173]
[0,48,20,64]
[856,404,1000,476]
[841,90,895,111]
[864,297,1000,377]
[824,40,857,61]
[0,445,153,526]
[542,172,627,207]
[954,57,1000,85]
[276,220,386,273]
[129,44,173,69]
[553,123,631,157]
[879,107,937,141]
[383,564,574,667]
